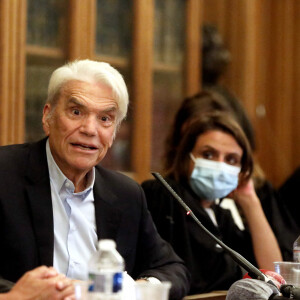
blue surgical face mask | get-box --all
[189,153,241,201]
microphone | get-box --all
[151,173,300,299]
[226,278,289,300]
[280,284,300,299]
[244,269,286,289]
[243,270,300,299]
[151,172,275,284]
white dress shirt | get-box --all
[46,140,98,280]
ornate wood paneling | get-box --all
[131,0,154,182]
[184,0,202,97]
[263,0,294,186]
[293,1,300,169]
[0,0,26,145]
[68,0,96,60]
[1,0,299,186]
[203,0,300,187]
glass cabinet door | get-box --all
[151,0,185,172]
[96,0,133,172]
[96,0,132,58]
[27,0,66,48]
[26,0,67,142]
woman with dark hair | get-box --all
[142,112,282,294]
[164,91,294,261]
[163,91,234,173]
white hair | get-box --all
[47,59,129,124]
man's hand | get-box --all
[3,266,74,300]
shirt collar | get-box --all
[46,139,95,197]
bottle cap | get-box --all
[98,239,116,250]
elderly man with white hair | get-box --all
[0,60,190,300]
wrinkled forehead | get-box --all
[50,79,126,126]
[60,80,113,96]
[54,80,116,108]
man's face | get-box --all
[42,80,118,178]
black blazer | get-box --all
[0,139,190,299]
[142,177,254,295]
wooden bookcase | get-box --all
[1,0,300,187]
[0,0,202,184]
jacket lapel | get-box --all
[24,141,122,265]
[25,139,54,266]
[93,167,122,241]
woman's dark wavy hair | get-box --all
[163,90,236,174]
[166,112,253,185]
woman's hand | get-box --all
[228,178,282,269]
[228,178,260,210]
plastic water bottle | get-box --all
[88,239,124,300]
[293,235,300,262]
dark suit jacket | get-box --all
[0,139,190,299]
[142,177,254,295]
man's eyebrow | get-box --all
[103,106,117,113]
[67,97,117,114]
[68,97,85,107]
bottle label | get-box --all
[88,272,123,293]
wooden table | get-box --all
[183,291,227,300]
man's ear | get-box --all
[42,104,51,136]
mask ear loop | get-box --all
[189,153,196,163]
